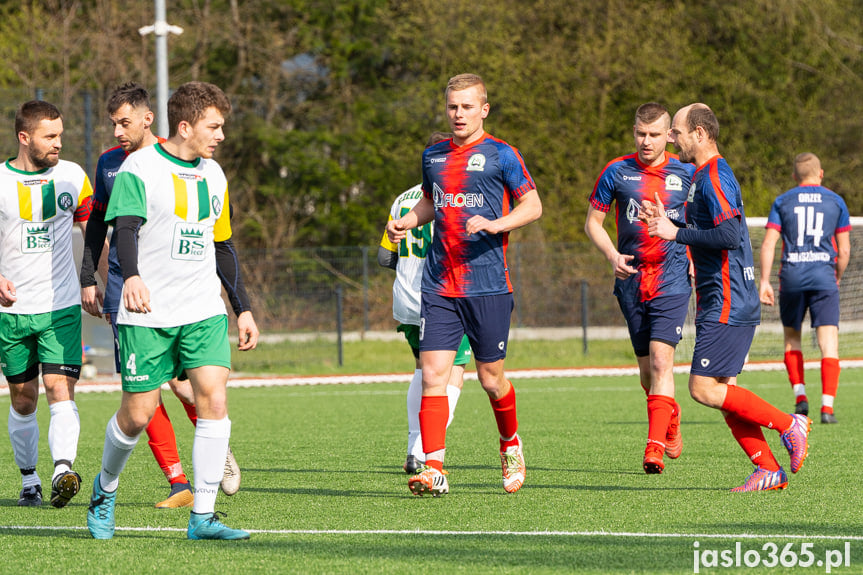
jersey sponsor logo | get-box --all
[172,222,207,261]
[432,182,485,208]
[428,157,446,164]
[787,251,831,263]
[175,173,204,182]
[21,221,54,253]
[622,175,642,181]
[743,266,755,281]
[626,198,642,223]
[466,153,486,172]
[22,178,49,186]
[666,174,683,191]
[57,192,73,211]
[665,208,681,220]
[687,182,697,202]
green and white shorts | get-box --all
[0,305,82,381]
[118,314,230,392]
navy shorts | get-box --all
[617,291,690,357]
[779,289,839,331]
[420,292,513,363]
[690,322,756,377]
[109,312,121,373]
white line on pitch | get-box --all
[1,525,862,540]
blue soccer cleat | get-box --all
[187,511,250,540]
[730,466,788,492]
[87,473,117,539]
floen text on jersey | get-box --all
[420,134,536,298]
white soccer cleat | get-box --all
[220,446,241,496]
[408,465,449,497]
[500,435,525,493]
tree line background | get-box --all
[1,0,861,255]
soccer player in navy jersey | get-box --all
[79,83,241,509]
[386,73,542,496]
[585,102,694,475]
[759,153,850,424]
[644,103,811,492]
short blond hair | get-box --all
[445,74,487,104]
[794,152,821,182]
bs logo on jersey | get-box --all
[171,222,207,261]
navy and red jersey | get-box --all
[766,184,850,293]
[420,133,536,297]
[92,145,128,314]
[685,156,760,326]
[590,151,694,301]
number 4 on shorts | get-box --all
[126,353,137,375]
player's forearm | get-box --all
[675,217,739,250]
[114,215,143,280]
[377,246,398,270]
[215,238,252,316]
[495,190,542,233]
[80,206,109,287]
[584,219,619,264]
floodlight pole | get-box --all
[139,0,183,139]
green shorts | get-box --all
[118,315,230,392]
[397,324,472,366]
[0,305,82,378]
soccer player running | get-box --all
[644,103,811,492]
[80,82,241,509]
[0,101,94,508]
[379,131,470,475]
[387,73,542,496]
[759,153,850,424]
[87,81,259,540]
[585,102,694,474]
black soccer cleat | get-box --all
[18,485,43,507]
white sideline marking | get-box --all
[2,525,862,540]
[3,359,863,397]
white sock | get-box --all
[9,406,39,487]
[192,417,231,514]
[792,384,806,398]
[100,413,140,492]
[822,395,835,409]
[446,384,461,427]
[406,369,423,460]
[48,400,79,479]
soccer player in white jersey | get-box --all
[79,82,241,509]
[378,132,470,474]
[0,100,94,508]
[87,82,259,541]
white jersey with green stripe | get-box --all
[105,144,231,328]
[0,159,92,314]
[379,184,432,325]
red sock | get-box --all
[646,395,675,449]
[419,395,448,456]
[489,382,519,449]
[821,358,840,414]
[181,401,198,426]
[722,385,794,432]
[146,403,188,484]
[784,350,805,385]
[723,411,781,471]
